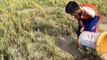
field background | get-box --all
[0,0,107,60]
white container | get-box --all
[79,31,100,48]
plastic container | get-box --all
[96,32,107,55]
[78,31,107,55]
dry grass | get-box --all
[0,0,106,60]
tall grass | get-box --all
[0,0,75,60]
[0,0,106,60]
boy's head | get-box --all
[65,1,80,14]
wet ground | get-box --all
[54,24,107,60]
[54,36,102,60]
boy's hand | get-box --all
[92,25,99,32]
[74,14,81,19]
[72,13,80,19]
[80,27,84,32]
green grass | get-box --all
[0,0,106,60]
[0,0,75,60]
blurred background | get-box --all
[0,0,107,60]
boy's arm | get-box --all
[74,10,95,20]
[83,7,95,17]
[78,19,85,32]
[92,12,103,30]
[95,12,103,27]
[78,19,84,27]
[81,7,103,27]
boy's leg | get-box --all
[76,16,99,36]
[79,16,99,54]
[76,25,81,37]
[85,16,99,32]
[76,25,81,48]
[83,16,99,54]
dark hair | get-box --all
[65,1,80,14]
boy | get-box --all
[65,1,103,53]
[65,1,103,36]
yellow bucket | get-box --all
[96,32,107,55]
[78,31,107,55]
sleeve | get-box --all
[81,7,95,17]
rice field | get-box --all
[0,0,106,60]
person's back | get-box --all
[79,4,98,19]
[80,4,98,13]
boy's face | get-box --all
[71,9,81,15]
[70,9,81,18]
[70,12,77,16]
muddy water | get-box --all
[54,36,102,60]
[54,36,85,60]
[54,24,107,60]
